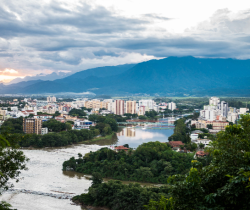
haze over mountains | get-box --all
[8,71,72,84]
[1,57,250,96]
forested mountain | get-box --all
[2,56,250,96]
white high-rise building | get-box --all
[138,100,155,110]
[209,97,220,106]
[220,101,228,117]
[168,102,176,111]
[47,96,56,102]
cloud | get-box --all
[1,0,250,82]
[0,69,18,74]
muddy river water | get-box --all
[0,127,173,210]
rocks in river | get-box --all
[7,188,73,199]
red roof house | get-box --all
[196,151,209,157]
[115,146,129,152]
[168,141,184,148]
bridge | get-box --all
[117,118,175,129]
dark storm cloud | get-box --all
[93,50,119,57]
[1,0,250,75]
[22,38,102,51]
[0,2,150,39]
[112,37,230,51]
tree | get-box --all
[139,115,147,120]
[206,124,213,129]
[0,134,28,209]
[198,143,205,149]
[90,172,103,187]
[146,114,250,210]
[53,111,60,117]
[104,118,118,132]
[69,108,86,117]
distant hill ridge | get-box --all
[1,57,250,96]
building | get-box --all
[168,102,176,111]
[74,120,94,129]
[41,127,48,135]
[36,100,48,107]
[192,138,212,147]
[113,100,125,115]
[138,106,146,116]
[23,118,42,134]
[194,119,229,130]
[138,100,155,110]
[196,151,209,158]
[115,145,129,152]
[126,101,137,114]
[209,97,220,106]
[168,141,184,148]
[47,96,57,103]
[220,101,228,117]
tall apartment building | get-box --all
[47,96,57,102]
[220,101,228,117]
[168,102,176,111]
[138,100,155,110]
[23,118,42,134]
[126,101,137,114]
[84,100,107,109]
[113,100,125,115]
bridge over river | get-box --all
[117,118,175,129]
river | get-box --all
[0,127,173,210]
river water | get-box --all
[0,127,173,210]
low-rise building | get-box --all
[41,127,48,135]
[115,145,129,152]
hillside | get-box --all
[2,57,250,96]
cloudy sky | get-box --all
[1,0,250,82]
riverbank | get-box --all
[73,200,110,210]
[82,132,115,144]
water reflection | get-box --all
[115,127,173,148]
[86,127,174,148]
[117,127,136,137]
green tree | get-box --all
[206,124,213,129]
[146,114,250,210]
[0,134,28,209]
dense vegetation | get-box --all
[0,125,28,209]
[68,108,87,117]
[168,117,198,151]
[72,114,250,210]
[1,117,24,134]
[43,119,72,132]
[1,116,118,148]
[144,114,250,210]
[73,173,169,210]
[63,141,194,183]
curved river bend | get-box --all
[0,127,173,210]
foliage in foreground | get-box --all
[0,131,28,210]
[145,114,250,210]
[63,141,194,183]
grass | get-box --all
[82,132,115,143]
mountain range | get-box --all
[8,71,72,84]
[2,57,250,96]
